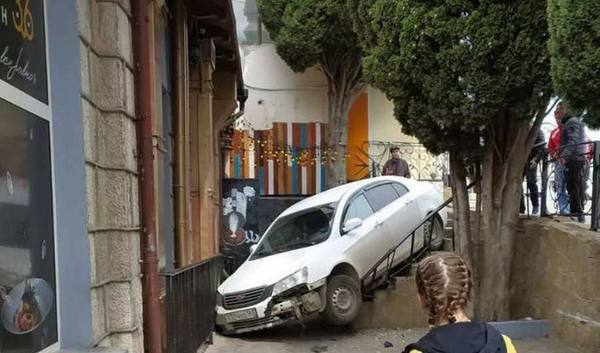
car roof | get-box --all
[279,176,413,217]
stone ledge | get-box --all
[512,217,600,353]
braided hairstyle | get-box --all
[415,252,472,326]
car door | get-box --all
[339,192,386,276]
[392,182,423,262]
[367,183,421,265]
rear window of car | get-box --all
[365,184,399,212]
[392,182,409,197]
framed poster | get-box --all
[0,1,57,353]
[221,179,260,274]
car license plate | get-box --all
[224,308,258,323]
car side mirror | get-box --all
[343,218,362,234]
[249,244,258,253]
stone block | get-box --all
[76,0,92,42]
[124,68,135,117]
[129,231,141,277]
[96,170,136,228]
[88,234,98,284]
[104,282,134,331]
[94,2,133,66]
[82,98,98,162]
[97,113,136,170]
[80,41,91,96]
[90,53,126,110]
[90,233,109,284]
[85,164,97,228]
[130,277,143,326]
[90,287,107,343]
[105,331,143,353]
[106,231,134,279]
[130,176,140,227]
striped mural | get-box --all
[224,122,329,196]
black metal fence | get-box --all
[363,141,449,182]
[361,182,476,296]
[161,256,223,353]
[532,140,600,230]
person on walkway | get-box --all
[403,252,517,353]
[559,103,587,223]
[520,129,546,215]
[382,146,411,178]
[548,104,570,215]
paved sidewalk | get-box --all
[207,322,581,353]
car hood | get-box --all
[219,246,318,294]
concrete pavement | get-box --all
[206,321,582,353]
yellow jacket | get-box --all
[409,335,517,353]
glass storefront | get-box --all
[0,1,58,352]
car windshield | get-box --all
[250,203,337,260]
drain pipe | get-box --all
[132,1,162,353]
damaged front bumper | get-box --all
[216,279,326,335]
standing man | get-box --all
[548,104,570,215]
[383,146,411,178]
[521,129,546,215]
[559,102,587,223]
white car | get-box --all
[216,176,446,334]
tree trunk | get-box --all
[321,51,364,188]
[475,110,543,321]
[449,152,471,259]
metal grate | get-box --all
[223,286,270,310]
[161,256,223,353]
[230,316,280,331]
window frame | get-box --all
[363,182,402,213]
[340,192,375,228]
[391,181,410,198]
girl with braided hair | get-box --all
[403,252,517,353]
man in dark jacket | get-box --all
[521,129,546,215]
[383,146,411,178]
[559,103,587,223]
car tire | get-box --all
[322,275,362,326]
[425,216,444,251]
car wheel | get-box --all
[322,275,362,325]
[424,216,444,251]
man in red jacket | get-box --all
[548,105,570,215]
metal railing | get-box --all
[533,140,600,230]
[161,256,223,353]
[361,182,475,296]
[362,141,450,182]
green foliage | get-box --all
[257,0,360,73]
[548,0,600,127]
[350,0,552,156]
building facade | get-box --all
[0,1,243,353]
[229,0,447,189]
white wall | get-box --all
[240,44,328,130]
[239,44,421,148]
[367,86,417,144]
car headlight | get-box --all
[272,267,308,296]
[216,291,224,307]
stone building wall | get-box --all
[511,218,600,353]
[76,1,144,353]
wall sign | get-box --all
[0,1,56,353]
[0,0,48,103]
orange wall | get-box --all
[347,92,369,181]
